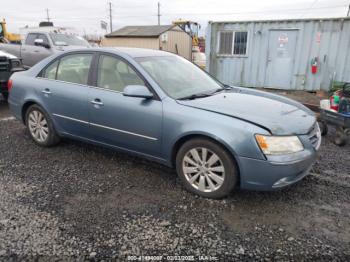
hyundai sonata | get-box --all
[8,48,321,198]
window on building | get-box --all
[218,31,248,56]
[218,32,233,55]
[233,32,248,55]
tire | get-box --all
[25,104,60,147]
[2,93,8,101]
[176,138,238,199]
[318,121,328,136]
[334,128,347,147]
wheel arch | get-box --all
[170,133,241,183]
[21,100,46,124]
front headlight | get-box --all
[255,134,304,155]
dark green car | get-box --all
[0,50,24,101]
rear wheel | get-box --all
[2,93,8,101]
[25,104,60,147]
[176,138,238,199]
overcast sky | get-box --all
[2,0,349,36]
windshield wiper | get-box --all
[178,86,234,100]
[209,85,233,95]
[178,92,213,100]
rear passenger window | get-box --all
[56,54,92,85]
[43,60,59,79]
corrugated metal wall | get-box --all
[160,29,192,60]
[206,18,350,91]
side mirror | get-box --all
[34,39,50,48]
[123,85,153,99]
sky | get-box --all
[2,0,349,36]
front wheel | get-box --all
[334,128,347,146]
[25,104,60,147]
[318,121,328,136]
[176,138,238,199]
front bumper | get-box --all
[238,149,317,191]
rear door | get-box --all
[38,52,94,138]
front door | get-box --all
[22,33,52,67]
[88,54,162,157]
[265,30,298,89]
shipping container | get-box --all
[206,17,350,91]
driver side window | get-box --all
[97,55,145,92]
[36,34,50,46]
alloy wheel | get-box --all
[28,110,49,143]
[182,147,225,193]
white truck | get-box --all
[0,31,90,68]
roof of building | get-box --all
[209,16,350,24]
[105,25,176,38]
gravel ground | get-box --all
[0,100,349,261]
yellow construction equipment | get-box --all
[173,19,206,69]
[0,19,21,44]
[173,19,200,47]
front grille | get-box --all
[0,56,9,72]
[307,122,321,150]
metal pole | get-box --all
[157,2,161,25]
[46,9,50,22]
[109,2,113,33]
[347,4,350,16]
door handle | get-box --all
[41,88,51,95]
[91,99,104,106]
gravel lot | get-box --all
[0,99,349,261]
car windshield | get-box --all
[136,56,223,99]
[49,33,90,47]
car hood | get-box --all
[177,88,316,135]
[0,50,18,59]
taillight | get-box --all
[7,79,13,92]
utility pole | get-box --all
[347,4,350,17]
[109,2,113,33]
[46,8,50,22]
[157,2,161,26]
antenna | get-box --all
[157,2,161,25]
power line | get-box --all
[300,0,319,19]
[103,4,348,19]
[160,4,348,16]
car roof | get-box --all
[86,47,176,58]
